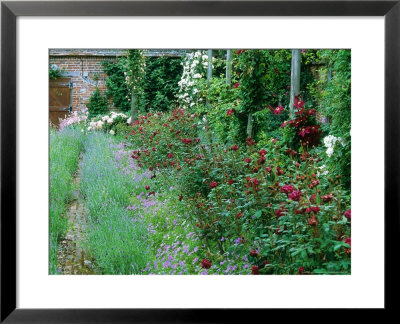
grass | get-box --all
[49,127,84,274]
[80,133,150,274]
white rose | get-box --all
[109,130,115,135]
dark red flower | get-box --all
[167,153,173,158]
[246,137,255,146]
[298,267,305,274]
[230,145,239,151]
[344,237,351,246]
[294,97,306,109]
[250,250,258,257]
[288,190,302,201]
[244,158,252,164]
[201,259,212,269]
[258,149,267,156]
[262,260,270,267]
[233,82,240,89]
[228,179,235,185]
[321,194,334,202]
[257,156,266,165]
[281,184,295,194]
[273,105,284,115]
[275,209,285,218]
[209,181,218,188]
[236,211,243,219]
[309,179,320,188]
[344,209,351,220]
[226,109,235,116]
[178,195,183,201]
[251,265,260,275]
[145,185,150,190]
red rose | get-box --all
[230,145,239,151]
[246,137,255,146]
[233,82,240,89]
[244,158,252,164]
[251,265,260,275]
[262,260,270,267]
[210,181,218,188]
[167,153,173,158]
[228,179,234,185]
[344,209,351,220]
[288,190,302,201]
[298,267,305,274]
[250,249,258,257]
[281,184,295,194]
[321,194,334,202]
[344,237,351,246]
[257,156,266,165]
[258,149,267,156]
[275,209,285,218]
[226,109,235,116]
[145,185,150,190]
[201,259,212,269]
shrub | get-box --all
[124,108,351,274]
[86,87,109,117]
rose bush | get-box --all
[124,105,351,274]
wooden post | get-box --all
[226,49,232,85]
[207,49,213,84]
[246,112,253,138]
[206,49,212,107]
[289,49,301,118]
[131,91,137,121]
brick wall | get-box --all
[49,49,187,112]
[49,55,118,112]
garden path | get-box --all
[57,155,98,275]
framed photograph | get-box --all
[1,0,398,321]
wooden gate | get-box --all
[49,78,72,127]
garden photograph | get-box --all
[49,48,351,276]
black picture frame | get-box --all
[1,0,398,321]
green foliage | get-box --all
[235,50,269,140]
[144,56,182,111]
[309,50,351,189]
[49,128,84,274]
[49,64,65,79]
[86,87,109,117]
[102,59,131,112]
[103,54,182,114]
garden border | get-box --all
[1,0,398,321]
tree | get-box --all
[124,50,146,121]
